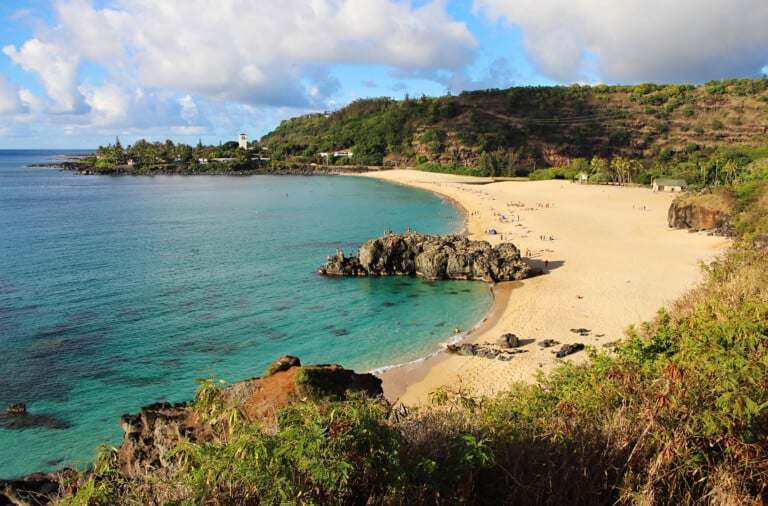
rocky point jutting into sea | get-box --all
[0,357,383,504]
[319,233,540,282]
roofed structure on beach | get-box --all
[652,178,687,192]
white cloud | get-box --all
[82,81,207,132]
[3,38,89,113]
[18,89,44,113]
[1,0,477,145]
[83,82,131,127]
[474,0,768,83]
[26,0,476,108]
[0,74,26,114]
[53,0,130,63]
[178,95,198,123]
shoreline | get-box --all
[355,169,729,405]
[371,280,517,402]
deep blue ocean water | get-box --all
[0,150,492,478]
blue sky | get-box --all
[1,0,767,149]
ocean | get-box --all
[0,150,493,478]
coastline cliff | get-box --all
[0,357,382,504]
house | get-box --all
[652,178,687,192]
[575,172,589,183]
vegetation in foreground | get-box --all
[55,174,768,504]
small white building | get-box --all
[238,133,248,149]
[652,178,687,192]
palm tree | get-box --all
[610,156,631,185]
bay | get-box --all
[0,150,492,477]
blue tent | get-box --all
[489,229,497,235]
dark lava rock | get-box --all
[319,233,541,282]
[555,343,585,358]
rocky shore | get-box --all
[44,161,374,176]
[0,357,382,505]
[319,233,541,282]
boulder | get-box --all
[446,341,527,360]
[6,403,26,415]
[496,333,520,349]
[264,355,301,376]
[320,234,541,282]
[555,343,585,358]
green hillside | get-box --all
[261,78,768,184]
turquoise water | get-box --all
[0,150,492,478]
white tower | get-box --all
[238,133,247,149]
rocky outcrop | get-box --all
[116,401,203,480]
[447,339,527,361]
[0,469,75,506]
[319,234,540,282]
[0,404,71,430]
[116,356,382,479]
[446,333,586,361]
[1,357,382,503]
[667,192,733,233]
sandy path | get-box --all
[353,170,728,405]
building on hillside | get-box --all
[238,133,248,149]
[652,178,687,192]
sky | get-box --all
[1,0,767,149]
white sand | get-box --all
[354,169,728,405]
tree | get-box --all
[112,137,125,165]
[590,156,608,183]
[721,159,739,185]
[610,156,631,184]
[477,152,495,177]
[161,140,177,161]
[127,138,152,165]
[354,119,386,165]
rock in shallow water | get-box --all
[319,234,541,282]
[0,405,71,430]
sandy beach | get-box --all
[356,169,728,405]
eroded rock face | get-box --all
[2,358,384,503]
[115,356,383,479]
[320,234,540,282]
[117,401,203,480]
[667,192,733,232]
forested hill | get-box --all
[260,78,768,182]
